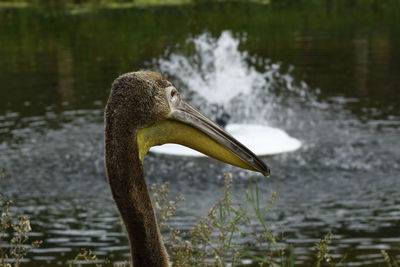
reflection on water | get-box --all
[57,46,76,109]
[0,3,400,266]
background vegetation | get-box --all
[0,0,399,9]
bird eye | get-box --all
[171,90,177,98]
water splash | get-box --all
[159,31,266,104]
[156,31,315,124]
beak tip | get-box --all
[260,164,270,177]
[255,160,270,177]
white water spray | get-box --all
[159,31,266,104]
[153,31,303,156]
[157,31,313,125]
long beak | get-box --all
[136,100,270,176]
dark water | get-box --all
[1,3,400,266]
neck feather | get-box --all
[104,122,169,267]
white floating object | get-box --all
[150,124,301,157]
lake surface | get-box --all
[0,3,400,266]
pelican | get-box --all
[104,71,270,267]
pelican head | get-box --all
[106,71,269,175]
[104,71,269,267]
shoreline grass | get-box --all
[0,169,42,267]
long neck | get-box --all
[105,123,169,267]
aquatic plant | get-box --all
[382,250,399,267]
[0,169,42,267]
[152,174,285,266]
[151,174,338,267]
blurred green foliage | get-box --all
[0,0,399,9]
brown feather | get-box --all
[105,71,171,267]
